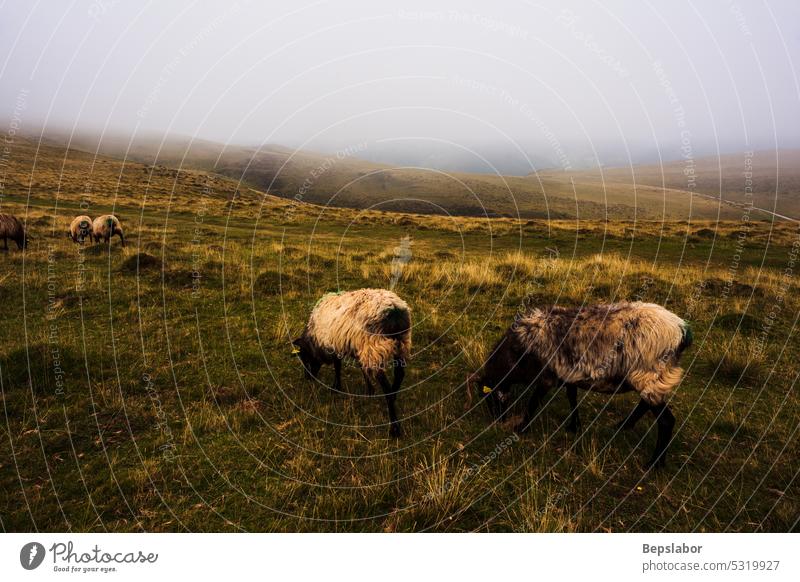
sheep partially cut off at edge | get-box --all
[293,288,412,437]
[69,215,93,244]
[0,213,28,250]
[92,214,125,246]
[468,302,692,468]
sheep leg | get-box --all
[645,403,675,469]
[332,357,343,393]
[2,237,7,251]
[617,398,650,431]
[375,370,401,438]
[391,358,405,392]
[303,360,321,380]
[118,231,126,247]
[565,384,581,433]
[361,369,375,395]
[515,382,552,434]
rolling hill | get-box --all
[39,131,777,221]
[548,149,800,222]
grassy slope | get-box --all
[546,149,800,220]
[55,132,746,221]
[1,138,798,532]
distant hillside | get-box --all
[547,150,800,221]
[38,131,780,221]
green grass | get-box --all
[0,138,798,532]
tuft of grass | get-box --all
[715,353,765,386]
[254,270,302,295]
[456,333,488,375]
[703,337,767,386]
[714,312,761,335]
[120,252,161,272]
[403,442,485,530]
[514,466,579,533]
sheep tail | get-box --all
[629,365,684,406]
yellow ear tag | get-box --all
[482,386,493,394]
[291,347,301,354]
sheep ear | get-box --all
[291,337,303,354]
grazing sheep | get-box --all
[468,302,692,468]
[92,214,125,246]
[293,288,412,437]
[69,215,93,244]
[0,213,28,251]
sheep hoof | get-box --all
[566,420,581,434]
[388,424,402,438]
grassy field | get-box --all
[1,138,799,532]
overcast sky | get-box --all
[2,0,799,172]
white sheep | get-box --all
[468,302,692,468]
[69,215,93,244]
[293,288,412,437]
[92,215,125,246]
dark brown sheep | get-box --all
[0,214,28,251]
[468,302,692,468]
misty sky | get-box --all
[1,0,799,173]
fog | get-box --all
[2,0,799,173]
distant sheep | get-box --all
[69,215,93,244]
[293,288,412,437]
[0,213,28,251]
[92,215,125,246]
[468,302,692,468]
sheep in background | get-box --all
[468,302,692,468]
[69,215,93,244]
[92,214,125,246]
[0,214,28,251]
[293,288,412,437]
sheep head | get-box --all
[465,371,508,420]
[292,335,321,379]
